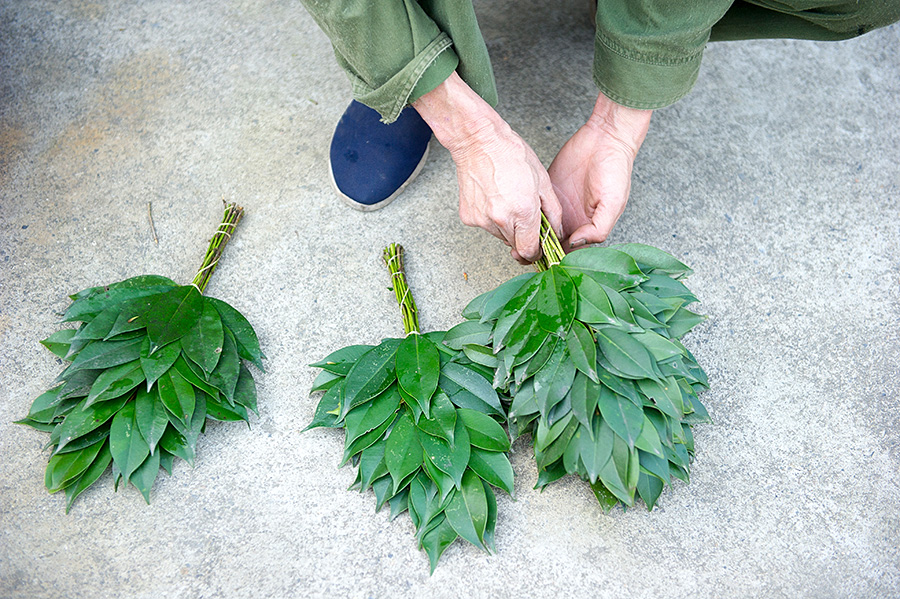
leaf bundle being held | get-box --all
[457,216,710,511]
[17,202,265,511]
[307,244,514,572]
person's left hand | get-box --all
[549,92,652,250]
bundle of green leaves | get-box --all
[307,244,514,572]
[454,225,710,511]
[16,203,264,511]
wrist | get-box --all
[585,91,653,154]
[412,71,507,156]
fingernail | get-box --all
[570,239,587,249]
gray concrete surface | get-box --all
[1,1,898,597]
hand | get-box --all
[548,91,652,250]
[413,73,562,264]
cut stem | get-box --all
[534,213,566,272]
[191,201,244,293]
[383,243,420,335]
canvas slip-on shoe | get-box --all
[328,100,432,212]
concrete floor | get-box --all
[1,1,898,597]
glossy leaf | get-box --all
[63,285,173,323]
[569,371,600,433]
[143,285,203,354]
[180,299,224,375]
[566,321,598,382]
[157,368,196,424]
[439,362,503,417]
[421,418,470,490]
[72,305,121,341]
[611,243,692,277]
[41,329,77,358]
[233,364,258,415]
[358,439,389,492]
[109,401,150,484]
[64,442,112,512]
[595,328,658,381]
[309,344,373,375]
[384,409,423,493]
[207,297,265,371]
[467,448,514,496]
[24,387,65,423]
[134,387,168,454]
[534,265,577,336]
[596,385,644,448]
[444,469,489,551]
[45,438,106,493]
[344,385,401,447]
[341,412,397,466]
[634,414,665,457]
[491,275,543,350]
[442,321,492,351]
[421,516,458,574]
[573,275,618,325]
[84,359,145,407]
[310,369,342,393]
[533,339,576,419]
[478,272,537,323]
[665,308,706,339]
[139,336,181,391]
[130,449,161,503]
[632,331,684,362]
[415,392,456,445]
[305,380,343,431]
[560,247,645,290]
[457,409,509,452]
[206,395,249,422]
[63,337,143,378]
[395,333,440,418]
[55,394,131,453]
[172,356,219,398]
[341,338,401,420]
[208,328,240,404]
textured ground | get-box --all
[1,1,897,597]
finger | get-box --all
[511,205,542,263]
[510,248,530,265]
[566,202,623,249]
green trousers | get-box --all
[300,0,900,122]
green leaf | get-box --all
[109,401,150,485]
[491,275,543,350]
[634,414,665,457]
[340,338,401,420]
[637,379,683,420]
[84,359,145,407]
[596,385,644,448]
[421,516,458,573]
[309,344,373,375]
[589,478,620,513]
[384,408,423,493]
[611,243,692,277]
[457,409,509,452]
[130,449,161,504]
[443,321,492,351]
[358,439,389,492]
[533,339,576,419]
[24,387,65,423]
[421,452,456,505]
[444,469,489,551]
[205,395,249,422]
[395,333,440,419]
[41,329,77,358]
[53,426,109,455]
[45,438,106,493]
[172,356,220,398]
[632,331,685,361]
[421,418,470,490]
[598,285,638,325]
[207,328,240,404]
[207,297,265,371]
[310,369,342,393]
[62,285,174,323]
[139,336,181,391]
[468,448,514,496]
[233,363,258,415]
[439,362,503,417]
[157,368,196,424]
[478,273,537,323]
[304,380,343,431]
[595,328,659,381]
[640,273,698,301]
[665,308,707,339]
[180,299,224,375]
[461,344,500,369]
[566,321,598,382]
[569,371,600,433]
[55,394,131,453]
[62,337,144,378]
[344,385,401,447]
[159,449,175,475]
[573,275,618,326]
[64,441,112,512]
[637,471,665,510]
[143,285,204,354]
[482,480,498,553]
[415,392,457,445]
[341,411,397,466]
[134,386,168,454]
[68,275,177,301]
[534,265,577,336]
[58,369,103,400]
[72,305,121,341]
[560,247,645,290]
[596,366,641,405]
[160,426,194,466]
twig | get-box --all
[147,202,159,245]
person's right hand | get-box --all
[413,72,562,264]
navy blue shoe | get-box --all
[329,100,432,211]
